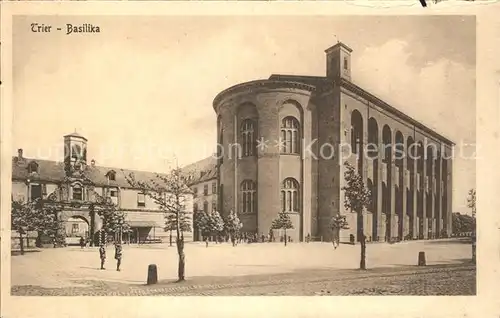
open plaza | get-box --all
[11,237,475,296]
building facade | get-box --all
[182,157,218,241]
[11,133,193,246]
[212,41,454,243]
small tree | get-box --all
[341,162,371,270]
[211,211,225,243]
[195,210,224,247]
[11,199,38,255]
[271,211,294,246]
[224,210,243,247]
[467,188,476,219]
[91,194,130,245]
[329,214,349,249]
[165,212,190,246]
[125,166,192,282]
[467,188,476,261]
[165,213,176,247]
[34,202,65,248]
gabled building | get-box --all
[11,132,194,246]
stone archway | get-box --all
[66,216,89,238]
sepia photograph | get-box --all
[7,14,477,298]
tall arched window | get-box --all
[281,117,300,154]
[281,178,300,213]
[193,203,198,213]
[351,110,363,155]
[241,180,256,213]
[240,119,255,157]
[203,201,208,213]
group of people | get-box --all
[99,242,123,271]
[78,236,123,271]
[203,231,299,245]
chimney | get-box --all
[17,148,23,160]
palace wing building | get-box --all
[11,132,193,245]
[210,41,454,243]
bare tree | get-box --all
[467,188,476,261]
[341,162,371,270]
[124,166,192,282]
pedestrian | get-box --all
[80,236,85,249]
[99,244,106,270]
[114,243,123,271]
[332,233,339,250]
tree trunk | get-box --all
[19,232,25,255]
[169,230,173,247]
[26,233,30,248]
[284,229,287,247]
[176,212,185,281]
[360,233,367,270]
[36,232,42,248]
[176,237,185,281]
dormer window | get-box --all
[28,161,39,174]
[137,192,146,207]
[106,170,116,181]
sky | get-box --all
[12,15,475,213]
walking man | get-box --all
[99,244,106,270]
[114,243,123,271]
[80,236,85,249]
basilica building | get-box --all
[211,41,454,243]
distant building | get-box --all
[11,132,193,246]
[211,41,454,243]
[182,157,217,241]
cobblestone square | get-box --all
[11,238,475,295]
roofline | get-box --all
[64,134,88,141]
[340,78,455,146]
[325,42,353,54]
[186,175,217,186]
[213,79,316,109]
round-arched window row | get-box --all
[240,119,256,157]
[281,178,300,213]
[280,117,300,155]
[240,180,256,213]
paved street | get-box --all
[11,238,475,296]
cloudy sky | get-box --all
[12,15,475,213]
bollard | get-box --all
[147,264,158,285]
[418,251,426,266]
